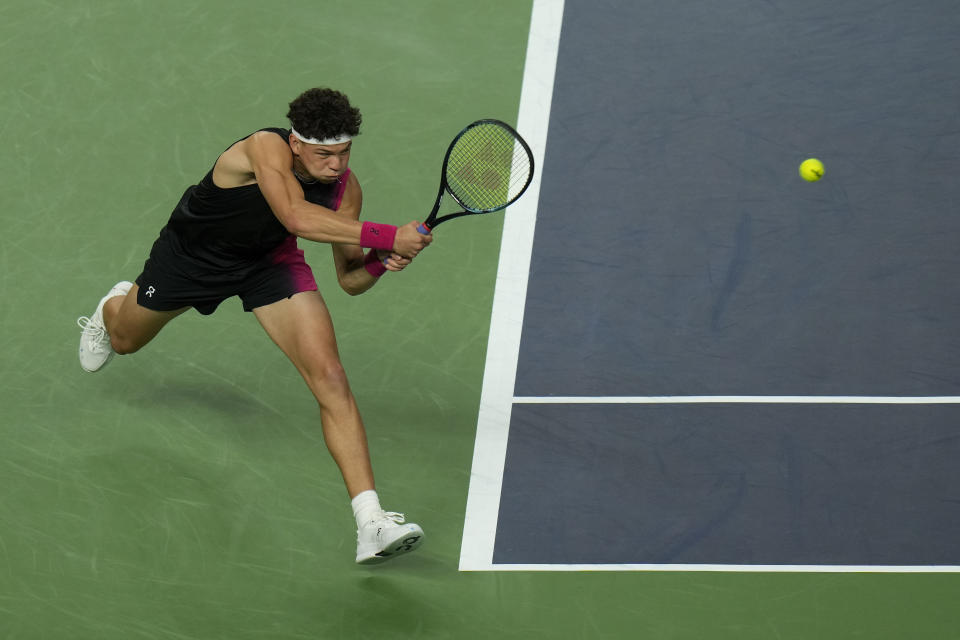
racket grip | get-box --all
[418,223,431,234]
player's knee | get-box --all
[305,360,351,400]
[109,329,143,355]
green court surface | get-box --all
[1,1,957,638]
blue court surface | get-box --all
[461,0,960,570]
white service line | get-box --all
[513,396,960,404]
[480,564,960,573]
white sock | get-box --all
[351,489,383,528]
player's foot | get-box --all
[355,511,424,565]
[77,281,133,372]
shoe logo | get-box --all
[145,286,156,298]
[397,536,421,552]
[374,535,421,558]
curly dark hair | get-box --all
[286,88,362,140]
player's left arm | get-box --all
[332,172,415,296]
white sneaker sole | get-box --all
[356,524,424,565]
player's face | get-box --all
[292,140,352,183]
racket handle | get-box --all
[380,224,430,265]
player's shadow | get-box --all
[114,374,310,441]
[123,379,279,417]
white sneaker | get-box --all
[355,511,424,565]
[77,281,133,372]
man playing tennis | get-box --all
[76,87,431,564]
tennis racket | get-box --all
[417,119,535,233]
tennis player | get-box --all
[77,88,431,564]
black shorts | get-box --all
[135,233,318,315]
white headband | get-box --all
[290,126,353,145]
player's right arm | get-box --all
[241,132,429,257]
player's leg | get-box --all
[104,283,188,354]
[253,290,374,496]
[77,281,187,372]
[252,290,423,563]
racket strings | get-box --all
[445,123,532,212]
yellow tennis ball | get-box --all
[799,158,825,182]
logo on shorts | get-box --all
[145,286,156,298]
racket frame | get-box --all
[421,119,534,231]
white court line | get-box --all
[459,0,564,572]
[477,564,960,573]
[514,396,960,404]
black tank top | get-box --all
[159,128,349,270]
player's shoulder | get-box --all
[240,128,293,164]
[246,128,290,149]
[214,128,293,185]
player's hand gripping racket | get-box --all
[418,119,535,233]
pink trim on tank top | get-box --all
[266,169,348,296]
[332,169,351,210]
[270,235,318,293]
